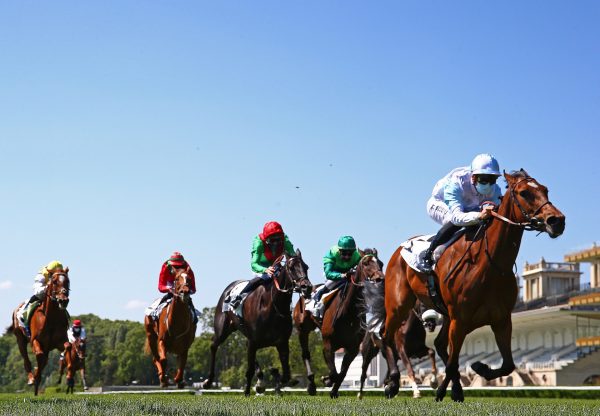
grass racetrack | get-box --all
[0,394,599,416]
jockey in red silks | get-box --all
[148,252,198,322]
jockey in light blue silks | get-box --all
[421,153,502,272]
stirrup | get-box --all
[229,296,241,309]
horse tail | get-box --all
[4,324,14,336]
[144,337,151,355]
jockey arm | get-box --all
[32,273,47,299]
[444,181,486,226]
[187,269,197,294]
[251,238,268,274]
[158,263,175,293]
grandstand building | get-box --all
[335,244,600,388]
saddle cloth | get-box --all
[222,281,248,317]
[145,297,173,320]
[400,235,436,273]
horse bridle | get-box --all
[47,272,70,303]
[491,176,553,231]
[272,255,308,294]
[349,255,383,287]
[173,272,192,300]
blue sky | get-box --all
[1,1,598,324]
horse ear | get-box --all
[504,170,514,184]
[358,249,365,257]
[65,267,69,274]
[295,248,302,258]
[372,248,378,257]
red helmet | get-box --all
[168,252,186,267]
[260,221,284,241]
[73,319,82,327]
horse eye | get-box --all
[519,190,532,199]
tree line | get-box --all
[0,307,329,391]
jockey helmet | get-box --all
[73,319,82,327]
[470,154,501,176]
[337,236,356,251]
[168,252,186,267]
[260,221,284,241]
[46,260,63,272]
[422,309,440,321]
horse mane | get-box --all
[360,278,385,331]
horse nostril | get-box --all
[546,216,559,226]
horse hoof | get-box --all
[430,378,439,390]
[307,382,317,396]
[357,392,363,400]
[255,384,266,394]
[451,383,464,402]
[384,382,398,399]
[201,380,212,389]
[435,387,446,402]
[177,381,186,389]
[330,390,339,399]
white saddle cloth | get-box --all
[222,281,249,317]
[400,234,436,273]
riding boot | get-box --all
[230,275,267,308]
[160,292,173,304]
[188,298,198,324]
[421,222,461,272]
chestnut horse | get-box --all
[293,254,384,398]
[144,267,196,388]
[58,338,87,393]
[8,269,70,395]
[202,250,312,396]
[358,302,438,399]
[376,170,565,401]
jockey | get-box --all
[310,236,361,319]
[229,221,294,307]
[158,251,197,304]
[61,319,87,360]
[421,153,502,272]
[20,260,64,336]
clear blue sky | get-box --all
[1,1,598,323]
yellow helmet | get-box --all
[46,260,63,272]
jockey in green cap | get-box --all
[307,236,361,319]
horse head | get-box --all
[48,268,70,310]
[356,252,385,284]
[504,170,565,238]
[173,267,192,302]
[74,338,85,360]
[279,249,312,298]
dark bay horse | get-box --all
[293,254,384,398]
[9,269,70,395]
[375,170,565,401]
[202,250,312,396]
[58,338,87,393]
[358,300,438,399]
[144,267,197,388]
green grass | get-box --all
[0,394,598,416]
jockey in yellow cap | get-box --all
[19,261,64,337]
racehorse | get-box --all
[293,253,384,398]
[374,170,565,401]
[144,267,197,388]
[202,250,312,396]
[358,299,438,399]
[8,269,70,395]
[58,338,87,393]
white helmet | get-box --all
[422,309,440,321]
[470,153,501,176]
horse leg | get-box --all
[201,314,234,389]
[428,347,439,389]
[174,350,189,389]
[382,296,415,398]
[435,319,466,402]
[433,317,450,365]
[15,332,34,385]
[276,341,294,388]
[255,362,266,395]
[57,357,65,385]
[398,347,420,398]
[80,368,88,390]
[157,339,169,387]
[358,336,378,400]
[471,318,515,381]
[330,347,358,399]
[298,327,316,395]
[321,338,337,388]
[31,339,47,396]
[244,343,257,397]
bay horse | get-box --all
[358,299,438,399]
[375,170,565,401]
[202,250,312,396]
[144,267,197,388]
[58,338,87,393]
[293,253,384,398]
[8,269,70,395]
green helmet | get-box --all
[337,236,356,250]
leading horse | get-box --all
[293,253,384,398]
[376,170,565,401]
[202,250,312,396]
[144,267,197,388]
[9,269,70,395]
